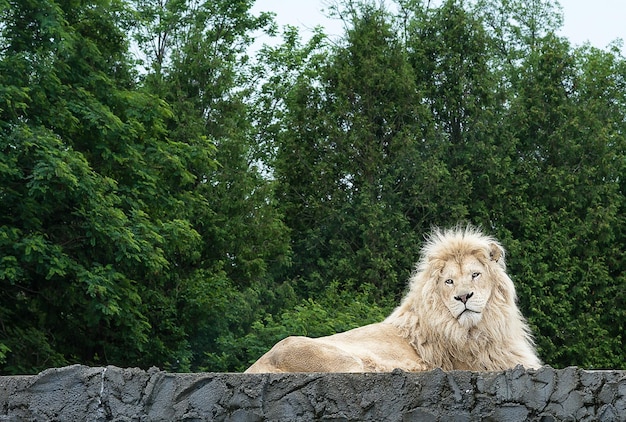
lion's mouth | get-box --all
[457,308,480,319]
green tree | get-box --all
[403,0,511,227]
[266,4,452,303]
[131,0,292,370]
[0,0,215,373]
[502,36,626,368]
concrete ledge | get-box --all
[0,365,624,421]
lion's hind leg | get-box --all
[245,336,364,373]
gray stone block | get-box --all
[0,365,624,421]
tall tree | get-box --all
[503,36,626,368]
[0,0,222,373]
[403,0,510,227]
[131,0,291,370]
[268,5,429,300]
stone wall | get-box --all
[0,365,624,421]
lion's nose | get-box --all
[454,292,474,304]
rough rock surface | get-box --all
[0,365,624,421]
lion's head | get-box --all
[418,227,514,329]
[435,252,494,328]
[387,225,540,370]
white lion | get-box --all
[245,225,541,373]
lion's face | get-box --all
[437,255,493,328]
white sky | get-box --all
[251,0,625,53]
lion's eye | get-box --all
[472,272,481,279]
[444,279,454,285]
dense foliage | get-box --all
[1,0,624,373]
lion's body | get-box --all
[245,226,541,373]
[245,323,427,373]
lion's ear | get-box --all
[489,242,504,263]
